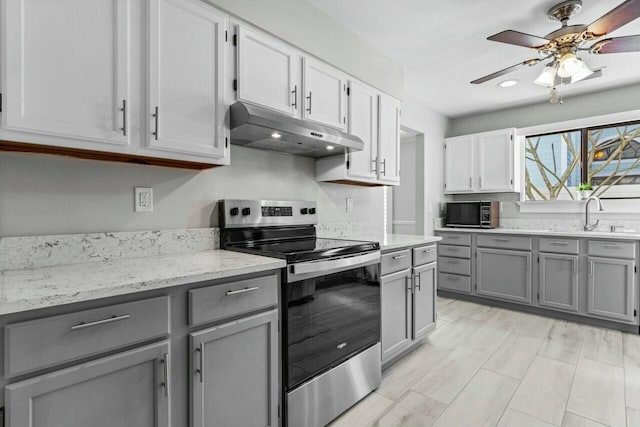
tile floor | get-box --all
[329,296,640,427]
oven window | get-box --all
[446,203,480,226]
[285,264,380,390]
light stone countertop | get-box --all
[335,233,442,252]
[0,250,286,316]
[434,227,640,241]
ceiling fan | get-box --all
[471,0,640,93]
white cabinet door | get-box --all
[148,0,227,158]
[302,57,347,130]
[378,94,401,185]
[444,135,475,193]
[2,0,130,146]
[347,80,378,180]
[478,129,515,192]
[236,25,298,116]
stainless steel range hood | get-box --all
[229,101,363,158]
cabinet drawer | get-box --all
[5,296,170,377]
[477,234,532,251]
[438,244,471,259]
[413,245,437,266]
[438,256,471,276]
[189,274,278,326]
[539,237,579,255]
[588,240,636,259]
[439,233,471,246]
[438,273,471,293]
[381,249,412,276]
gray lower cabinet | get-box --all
[588,257,636,323]
[477,248,532,304]
[381,268,412,363]
[539,253,579,312]
[190,309,279,427]
[6,340,171,427]
[413,262,436,341]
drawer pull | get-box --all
[392,254,407,260]
[447,275,460,281]
[444,247,459,251]
[70,314,130,331]
[493,237,510,242]
[602,244,622,249]
[160,352,170,397]
[446,260,459,264]
[226,286,259,296]
[422,248,435,253]
[550,241,569,246]
[447,236,461,239]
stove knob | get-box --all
[230,207,239,216]
[300,208,308,215]
[242,207,251,216]
[309,208,316,215]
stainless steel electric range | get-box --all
[220,199,382,427]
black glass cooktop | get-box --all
[226,237,379,263]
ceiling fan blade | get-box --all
[470,58,543,84]
[591,34,640,53]
[585,0,640,38]
[487,30,550,49]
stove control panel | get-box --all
[220,199,317,228]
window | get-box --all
[525,121,640,200]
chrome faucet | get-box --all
[584,196,604,231]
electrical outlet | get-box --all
[346,197,354,213]
[134,187,153,212]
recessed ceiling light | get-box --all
[271,132,282,139]
[498,79,519,88]
[326,145,335,150]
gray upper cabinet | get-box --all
[6,340,171,427]
[381,268,412,363]
[477,248,532,304]
[587,257,636,323]
[413,262,436,341]
[539,253,579,313]
[190,309,279,427]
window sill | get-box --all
[517,199,640,214]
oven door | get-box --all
[284,251,380,390]
[446,202,481,227]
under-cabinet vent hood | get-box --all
[229,101,363,158]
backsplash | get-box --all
[0,228,219,271]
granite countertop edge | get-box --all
[434,227,640,240]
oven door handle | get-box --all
[289,251,380,279]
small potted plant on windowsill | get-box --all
[577,183,593,200]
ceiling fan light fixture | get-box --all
[570,59,594,83]
[534,64,557,87]
[557,52,580,77]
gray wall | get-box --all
[206,0,403,99]
[0,147,384,237]
[448,83,640,137]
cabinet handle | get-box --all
[444,247,459,251]
[469,177,472,188]
[423,248,435,253]
[447,235,460,239]
[446,260,458,264]
[152,106,159,140]
[590,261,594,277]
[291,85,297,109]
[493,237,510,242]
[160,352,170,397]
[120,99,127,136]
[196,343,205,383]
[479,177,482,188]
[406,275,412,292]
[602,244,622,249]
[447,275,460,281]
[573,259,578,275]
[70,314,130,331]
[381,159,387,176]
[306,91,312,114]
[371,157,378,173]
[415,273,421,291]
[226,286,259,296]
[392,254,407,260]
[550,241,569,246]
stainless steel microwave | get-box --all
[445,201,499,228]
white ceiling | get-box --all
[306,0,640,118]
